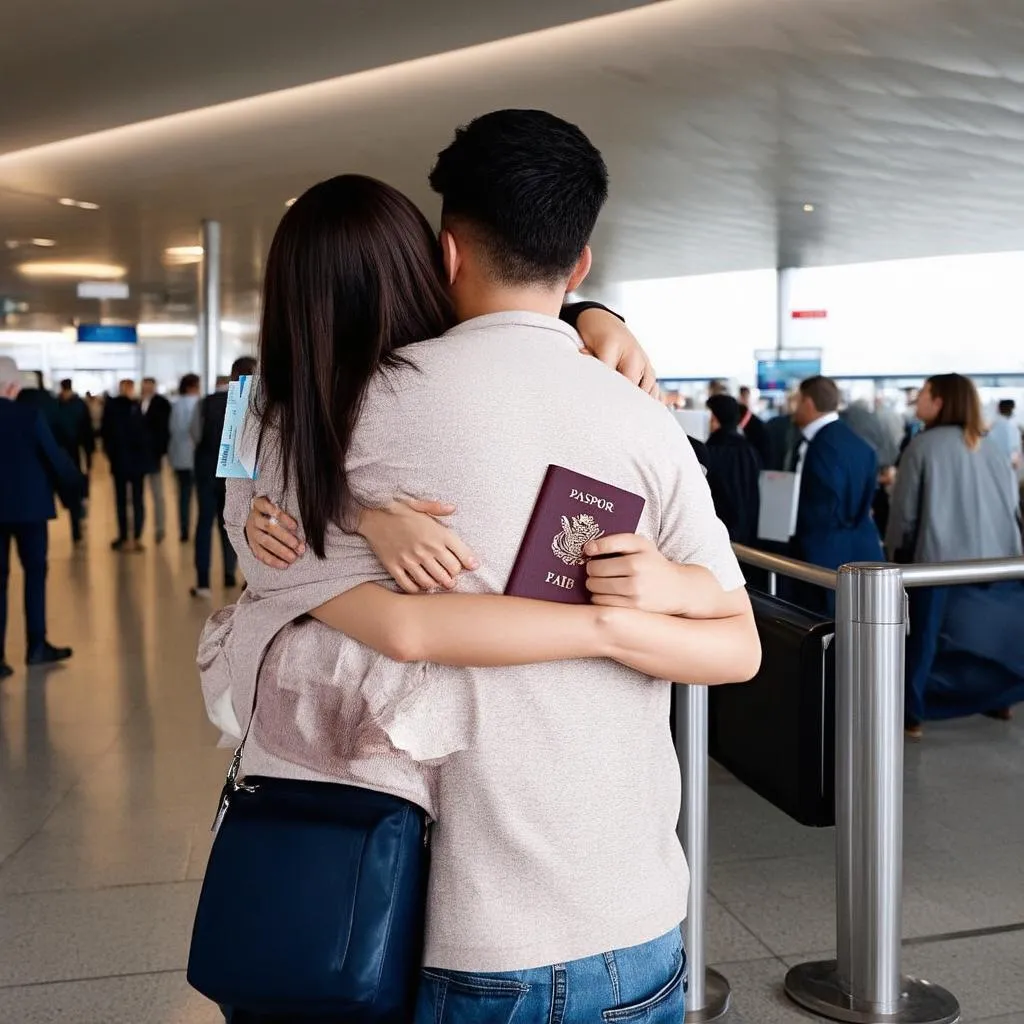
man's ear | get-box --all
[565,245,593,294]
[440,229,460,287]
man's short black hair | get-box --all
[999,399,1016,417]
[231,356,257,381]
[429,109,608,286]
[60,378,73,391]
[800,375,841,414]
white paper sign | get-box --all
[757,470,801,543]
[673,409,711,442]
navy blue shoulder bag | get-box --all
[187,675,430,1022]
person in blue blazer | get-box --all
[790,376,884,611]
[0,357,84,679]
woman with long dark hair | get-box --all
[887,373,1023,737]
[199,174,755,1023]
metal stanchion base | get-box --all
[685,968,731,1022]
[785,961,960,1023]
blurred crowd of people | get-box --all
[662,372,1023,736]
[0,356,255,678]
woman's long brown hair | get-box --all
[924,373,985,451]
[256,175,455,556]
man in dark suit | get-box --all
[140,377,172,544]
[737,390,772,468]
[705,394,762,545]
[764,391,801,471]
[54,379,95,544]
[189,358,256,597]
[102,380,149,552]
[790,376,884,609]
[0,357,83,679]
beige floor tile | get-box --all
[0,971,222,1024]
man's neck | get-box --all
[802,410,838,437]
[453,286,564,324]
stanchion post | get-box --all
[785,565,960,1024]
[677,684,730,1023]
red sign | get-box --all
[791,310,828,319]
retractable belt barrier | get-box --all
[705,546,1024,1024]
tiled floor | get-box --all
[1,468,1021,1023]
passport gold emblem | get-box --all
[551,513,605,567]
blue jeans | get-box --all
[415,928,686,1024]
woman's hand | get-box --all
[575,307,659,397]
[244,495,479,592]
[246,496,305,569]
[357,499,479,594]
[584,534,749,620]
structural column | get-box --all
[200,220,222,393]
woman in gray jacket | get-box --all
[887,373,1023,737]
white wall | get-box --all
[780,253,1024,377]
[0,331,143,393]
[593,269,777,381]
[600,253,1024,385]
[0,325,257,394]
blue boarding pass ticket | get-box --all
[216,374,258,479]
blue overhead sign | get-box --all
[77,323,138,344]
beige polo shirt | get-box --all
[342,311,744,972]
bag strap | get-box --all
[223,621,274,795]
[223,497,278,792]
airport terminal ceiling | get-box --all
[3,0,1024,324]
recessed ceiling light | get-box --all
[163,244,204,266]
[285,197,297,207]
[136,322,198,338]
[802,203,816,213]
[57,197,100,210]
[17,261,126,279]
[135,319,248,338]
[5,238,57,249]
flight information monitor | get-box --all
[756,355,822,392]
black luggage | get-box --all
[708,591,836,827]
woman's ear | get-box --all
[566,246,593,294]
[440,229,460,287]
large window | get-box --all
[592,270,777,380]
[781,253,1024,377]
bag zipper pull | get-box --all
[211,787,231,834]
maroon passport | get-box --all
[505,465,646,604]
